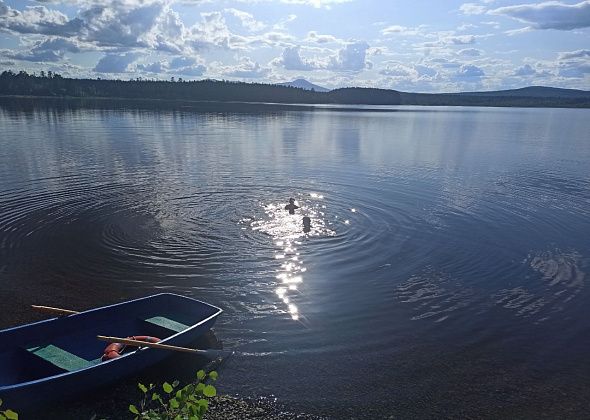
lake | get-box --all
[1,98,589,418]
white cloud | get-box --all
[459,3,487,15]
[454,64,485,79]
[276,45,319,70]
[490,0,590,30]
[0,2,83,36]
[558,49,590,60]
[381,25,422,36]
[4,37,82,62]
[279,0,353,9]
[514,63,536,76]
[305,31,339,44]
[93,52,137,73]
[379,62,415,77]
[136,55,207,77]
[458,48,482,56]
[328,41,370,71]
[224,8,266,32]
[224,57,269,78]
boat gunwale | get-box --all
[0,293,223,391]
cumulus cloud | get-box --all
[558,63,590,78]
[93,52,137,73]
[189,11,232,50]
[514,63,536,76]
[422,34,477,48]
[328,41,370,71]
[4,36,83,62]
[0,2,83,36]
[136,61,165,73]
[458,48,482,56]
[379,63,414,77]
[275,41,370,72]
[558,49,590,60]
[137,55,206,77]
[224,57,269,78]
[556,48,590,78]
[305,31,339,44]
[279,0,353,9]
[459,3,487,15]
[454,64,485,79]
[491,0,590,30]
[277,46,319,70]
[224,8,265,32]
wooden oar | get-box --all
[31,305,79,316]
[97,335,223,357]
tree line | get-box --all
[0,70,401,105]
[1,70,588,108]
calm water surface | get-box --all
[1,99,590,418]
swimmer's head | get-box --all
[289,198,295,204]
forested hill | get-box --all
[1,70,589,108]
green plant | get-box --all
[129,370,218,420]
[0,398,18,420]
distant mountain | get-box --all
[278,79,329,92]
[454,86,590,98]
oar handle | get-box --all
[32,305,79,316]
[97,335,208,355]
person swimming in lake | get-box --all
[302,216,311,233]
[284,198,299,214]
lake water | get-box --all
[1,99,589,418]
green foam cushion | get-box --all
[145,316,189,333]
[27,344,95,372]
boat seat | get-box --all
[144,316,189,333]
[26,344,96,372]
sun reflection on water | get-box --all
[248,193,335,321]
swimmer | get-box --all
[302,216,311,233]
[284,198,299,215]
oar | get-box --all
[31,305,79,316]
[97,335,228,357]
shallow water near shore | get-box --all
[1,99,590,418]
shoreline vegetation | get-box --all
[1,70,589,109]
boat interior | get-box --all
[0,294,220,386]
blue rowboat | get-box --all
[0,293,222,410]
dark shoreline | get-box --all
[1,95,589,114]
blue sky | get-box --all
[0,0,588,92]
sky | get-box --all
[0,0,588,92]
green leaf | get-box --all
[209,371,218,381]
[169,398,179,409]
[138,383,148,393]
[4,411,17,420]
[203,385,216,398]
[0,414,6,420]
[172,380,180,387]
[151,392,160,401]
[196,383,205,392]
[163,382,173,394]
[189,404,198,416]
[196,370,206,380]
[129,405,139,415]
[197,399,208,408]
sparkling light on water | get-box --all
[250,193,335,320]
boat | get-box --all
[0,293,222,410]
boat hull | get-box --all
[0,293,222,410]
